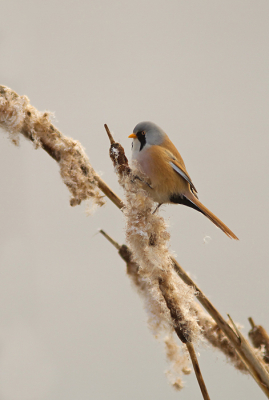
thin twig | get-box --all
[95,176,124,209]
[249,317,256,329]
[104,124,115,144]
[186,342,211,400]
[99,229,121,250]
[160,278,211,399]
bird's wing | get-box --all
[165,150,198,195]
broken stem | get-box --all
[99,229,121,250]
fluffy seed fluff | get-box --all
[126,257,191,389]
[193,304,247,372]
[119,169,202,388]
[0,86,105,208]
[123,170,201,340]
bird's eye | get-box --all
[141,131,145,135]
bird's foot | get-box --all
[131,175,153,189]
[152,203,163,214]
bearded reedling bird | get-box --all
[128,121,238,240]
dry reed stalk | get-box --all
[0,85,117,209]
[194,304,247,372]
[1,86,269,397]
[186,342,211,400]
[174,260,269,397]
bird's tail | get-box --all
[184,193,239,240]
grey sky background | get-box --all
[0,1,269,399]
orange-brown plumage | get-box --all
[129,121,238,240]
[136,145,190,203]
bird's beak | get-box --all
[128,133,137,139]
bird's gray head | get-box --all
[129,121,166,152]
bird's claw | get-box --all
[131,175,153,189]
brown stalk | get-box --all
[186,342,211,400]
[160,278,211,400]
[99,229,120,250]
[96,176,124,209]
[195,305,247,372]
[175,262,269,397]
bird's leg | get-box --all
[152,203,163,214]
[131,175,153,189]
